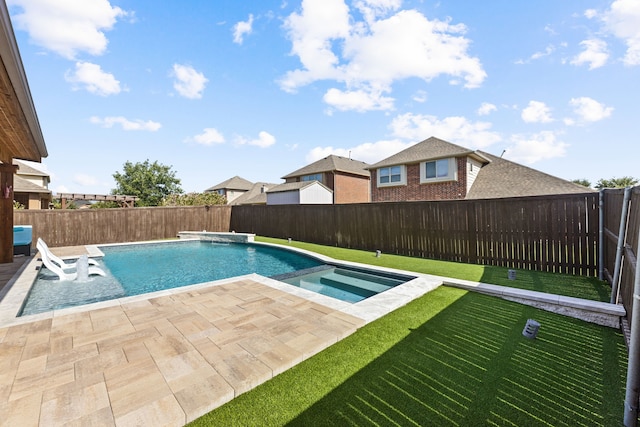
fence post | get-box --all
[599,189,605,281]
[623,225,640,426]
[612,187,632,304]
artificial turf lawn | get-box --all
[189,238,626,426]
[256,237,612,302]
[189,287,626,426]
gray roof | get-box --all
[205,176,253,192]
[13,175,51,194]
[13,159,49,177]
[282,155,370,179]
[230,182,277,205]
[465,151,595,199]
[266,181,333,194]
[368,136,489,169]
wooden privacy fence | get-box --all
[603,186,640,324]
[12,192,601,276]
[14,205,231,247]
[231,192,599,276]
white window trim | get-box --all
[420,158,457,184]
[377,165,406,187]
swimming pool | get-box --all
[20,240,411,316]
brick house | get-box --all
[368,136,592,202]
[281,155,370,204]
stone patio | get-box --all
[0,275,366,426]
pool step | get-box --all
[333,268,408,287]
[320,270,397,295]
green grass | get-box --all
[256,237,611,302]
[188,238,625,426]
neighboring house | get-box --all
[281,155,371,204]
[368,136,592,202]
[204,176,253,204]
[266,181,333,205]
[230,182,277,205]
[12,159,51,209]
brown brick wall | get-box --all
[371,158,468,202]
[334,173,370,204]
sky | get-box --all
[6,0,639,195]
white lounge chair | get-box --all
[36,239,106,281]
[37,238,99,271]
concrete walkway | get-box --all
[0,276,365,426]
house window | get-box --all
[301,173,322,182]
[377,165,406,186]
[421,158,456,183]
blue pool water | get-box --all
[20,240,410,316]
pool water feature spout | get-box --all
[76,255,90,282]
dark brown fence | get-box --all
[230,192,599,276]
[12,192,601,276]
[603,186,640,323]
[14,205,231,247]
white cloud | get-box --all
[233,14,254,44]
[236,131,276,148]
[584,9,598,19]
[73,173,98,186]
[353,0,402,23]
[280,0,485,112]
[171,64,208,99]
[521,101,553,123]
[504,131,568,164]
[389,113,501,149]
[569,97,614,122]
[571,39,609,69]
[412,90,427,103]
[477,102,497,116]
[323,87,394,112]
[601,0,640,66]
[186,128,225,146]
[90,116,161,131]
[306,139,410,164]
[7,0,130,59]
[64,61,122,96]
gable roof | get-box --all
[230,182,277,205]
[368,136,490,169]
[267,181,333,194]
[282,155,370,179]
[13,159,48,177]
[205,176,253,192]
[465,151,594,199]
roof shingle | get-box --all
[281,155,370,179]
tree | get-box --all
[161,192,226,206]
[571,178,592,188]
[595,176,639,189]
[112,160,183,206]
